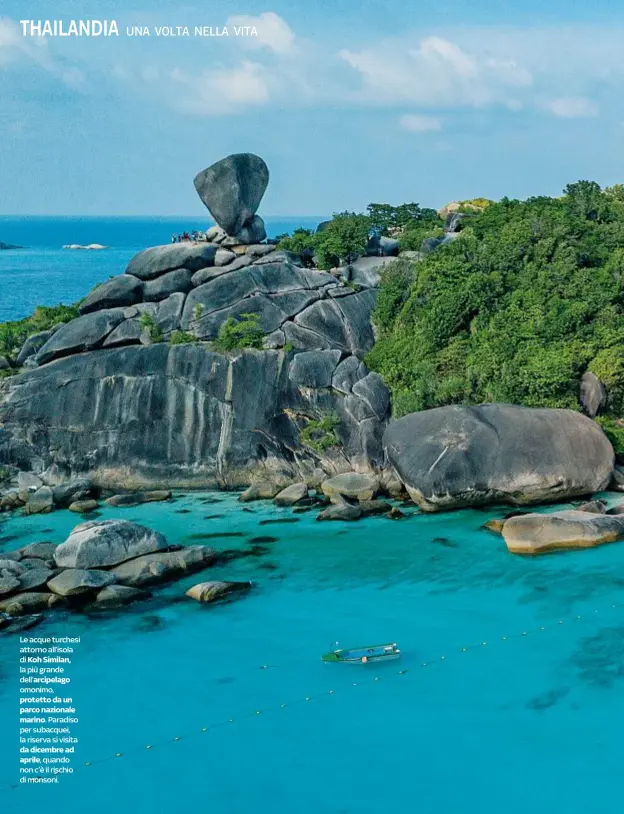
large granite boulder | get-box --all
[79,275,144,315]
[36,309,126,365]
[502,510,624,554]
[384,404,614,512]
[126,244,217,281]
[54,520,168,569]
[143,269,194,302]
[193,154,269,236]
[111,545,216,587]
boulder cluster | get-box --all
[0,517,252,629]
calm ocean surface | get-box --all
[1,492,623,813]
[0,216,324,322]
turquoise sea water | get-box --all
[1,493,624,813]
[0,216,324,322]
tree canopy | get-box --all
[366,182,624,434]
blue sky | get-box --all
[1,0,624,216]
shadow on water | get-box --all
[570,626,624,688]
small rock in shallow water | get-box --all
[503,510,624,554]
[576,499,607,514]
[258,517,300,526]
[483,519,505,534]
[186,580,252,604]
[248,536,278,544]
[386,507,406,520]
[239,482,281,502]
[273,483,309,507]
[317,504,362,522]
[69,499,99,513]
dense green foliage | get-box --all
[276,203,444,268]
[366,181,624,421]
[169,330,199,345]
[299,413,340,451]
[0,304,79,362]
[139,312,163,343]
[213,313,264,352]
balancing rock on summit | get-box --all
[194,153,269,237]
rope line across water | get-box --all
[2,601,622,792]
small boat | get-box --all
[321,642,400,664]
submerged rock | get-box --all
[48,568,116,597]
[317,503,363,521]
[110,545,216,587]
[186,580,252,603]
[105,491,172,508]
[502,510,624,554]
[54,520,168,569]
[384,404,614,512]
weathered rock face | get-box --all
[25,259,377,367]
[502,510,624,554]
[384,404,614,512]
[54,520,168,569]
[0,344,389,487]
[193,153,269,236]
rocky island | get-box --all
[1,157,624,587]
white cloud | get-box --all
[226,12,296,55]
[0,17,85,88]
[339,35,532,109]
[399,113,442,132]
[547,96,598,118]
[171,61,270,115]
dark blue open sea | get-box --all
[0,216,324,322]
[1,216,623,812]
